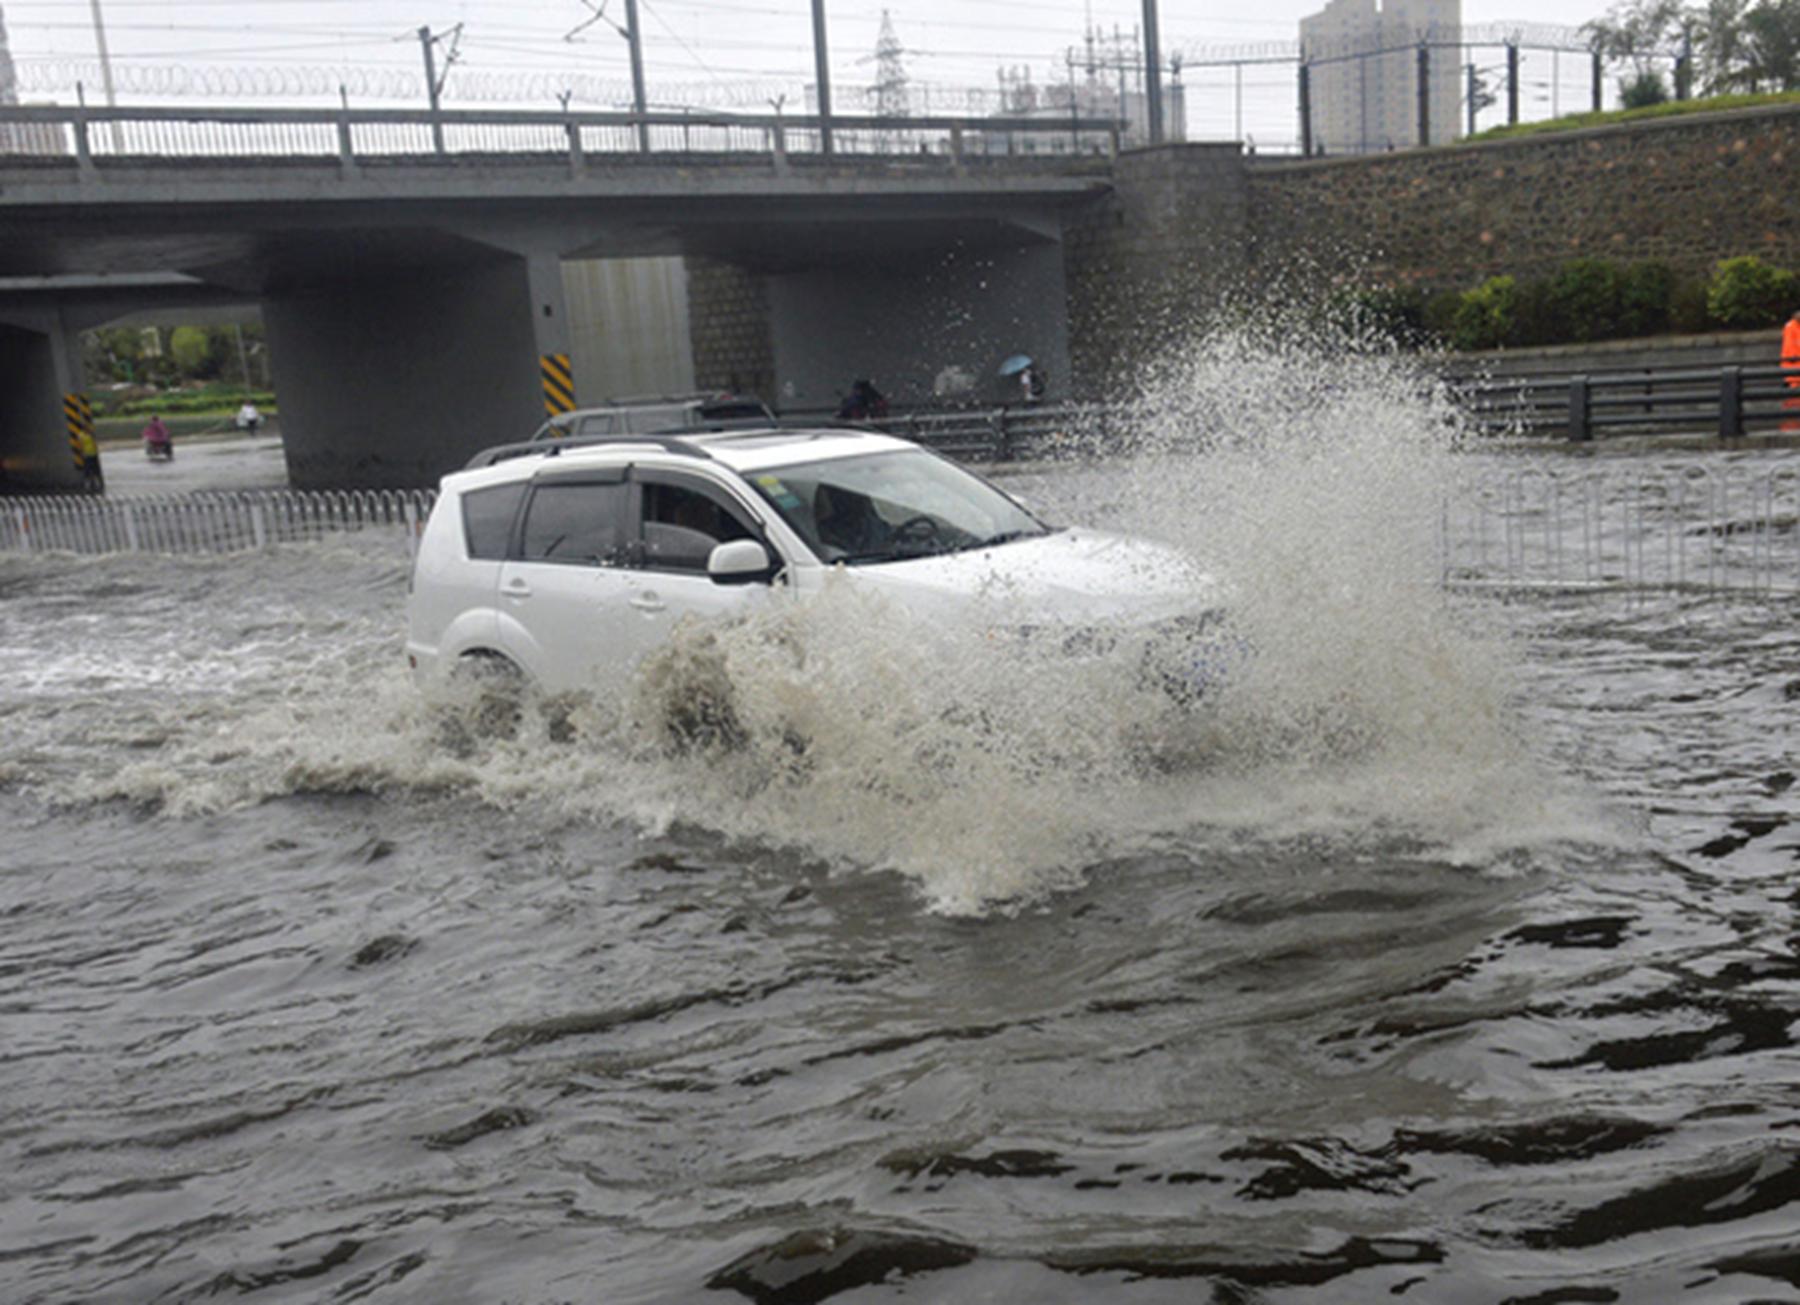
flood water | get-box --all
[4,376,1800,1302]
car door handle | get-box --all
[629,593,664,612]
[504,579,532,599]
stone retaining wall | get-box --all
[1247,104,1800,292]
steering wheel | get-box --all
[891,515,942,547]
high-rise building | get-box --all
[0,7,67,156]
[1300,0,1461,153]
[0,5,18,106]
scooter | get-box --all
[144,436,173,462]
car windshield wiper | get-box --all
[964,528,1043,551]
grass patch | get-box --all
[1470,90,1800,143]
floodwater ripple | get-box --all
[1,449,1798,1302]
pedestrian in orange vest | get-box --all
[1783,309,1800,433]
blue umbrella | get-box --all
[996,354,1034,377]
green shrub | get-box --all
[1510,276,1559,347]
[1669,275,1712,334]
[1619,71,1669,109]
[1547,258,1624,342]
[1452,276,1519,350]
[1329,285,1428,348]
[1707,256,1798,329]
[1617,261,1674,337]
[1422,289,1463,344]
[96,385,277,418]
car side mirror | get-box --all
[708,539,775,585]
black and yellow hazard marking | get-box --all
[64,392,96,467]
[540,353,575,419]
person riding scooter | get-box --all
[142,415,173,461]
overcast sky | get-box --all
[2,0,1619,146]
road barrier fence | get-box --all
[1441,462,1800,597]
[0,490,436,559]
[3,466,1795,598]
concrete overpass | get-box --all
[0,105,1120,490]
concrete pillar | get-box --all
[261,256,549,489]
[523,249,577,422]
[0,312,89,493]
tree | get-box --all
[1740,0,1800,89]
[168,326,212,374]
[1692,0,1754,92]
[1584,0,1685,77]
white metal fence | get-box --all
[1443,464,1800,597]
[3,470,1797,598]
[0,490,435,559]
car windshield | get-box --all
[743,449,1053,564]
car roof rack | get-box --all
[464,432,716,469]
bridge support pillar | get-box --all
[0,310,89,493]
[262,255,558,489]
[523,249,576,420]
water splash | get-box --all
[2,327,1570,914]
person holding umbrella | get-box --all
[998,353,1045,403]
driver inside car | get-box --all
[813,483,893,557]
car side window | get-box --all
[639,481,756,573]
[462,482,527,560]
[575,413,616,437]
[520,481,628,565]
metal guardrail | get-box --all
[0,490,436,558]
[860,403,1124,462]
[1443,463,1800,596]
[1455,363,1800,441]
[0,105,1125,171]
[3,467,1795,598]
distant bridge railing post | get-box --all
[770,120,789,175]
[566,115,585,176]
[72,107,94,174]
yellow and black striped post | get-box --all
[64,392,99,485]
[540,353,575,425]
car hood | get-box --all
[834,528,1224,628]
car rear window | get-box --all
[461,482,526,560]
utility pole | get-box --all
[622,0,648,151]
[1141,0,1163,144]
[810,0,833,155]
[86,0,122,150]
[414,24,457,153]
[418,25,444,153]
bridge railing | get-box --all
[0,105,1125,170]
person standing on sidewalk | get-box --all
[1782,309,1800,432]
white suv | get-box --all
[405,427,1226,698]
